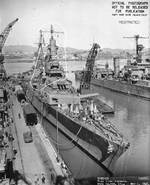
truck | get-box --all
[23,103,38,126]
[16,90,26,103]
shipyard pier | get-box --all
[0,86,73,184]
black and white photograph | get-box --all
[0,0,150,184]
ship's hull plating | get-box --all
[91,78,150,100]
[24,85,126,175]
[75,72,150,100]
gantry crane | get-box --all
[124,35,148,63]
[80,43,100,89]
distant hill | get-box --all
[3,45,150,60]
[4,45,36,53]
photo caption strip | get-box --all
[112,1,149,17]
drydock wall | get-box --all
[91,78,150,100]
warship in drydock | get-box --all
[76,35,150,100]
[22,25,130,176]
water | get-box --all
[4,62,33,75]
[5,59,150,178]
[42,118,108,178]
[89,85,150,177]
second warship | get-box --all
[75,35,150,100]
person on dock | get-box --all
[18,113,21,119]
[41,173,46,184]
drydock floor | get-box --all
[8,94,66,184]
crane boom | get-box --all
[81,43,100,89]
[0,18,19,52]
[0,18,18,80]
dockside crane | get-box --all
[123,35,148,63]
[0,18,18,79]
[80,43,100,89]
[0,18,18,57]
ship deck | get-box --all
[57,107,123,145]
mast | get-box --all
[43,25,64,61]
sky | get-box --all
[0,0,149,50]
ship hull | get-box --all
[91,78,150,100]
[24,85,126,176]
[75,72,150,100]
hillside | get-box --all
[4,45,36,53]
[3,45,150,60]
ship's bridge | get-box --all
[45,61,65,78]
